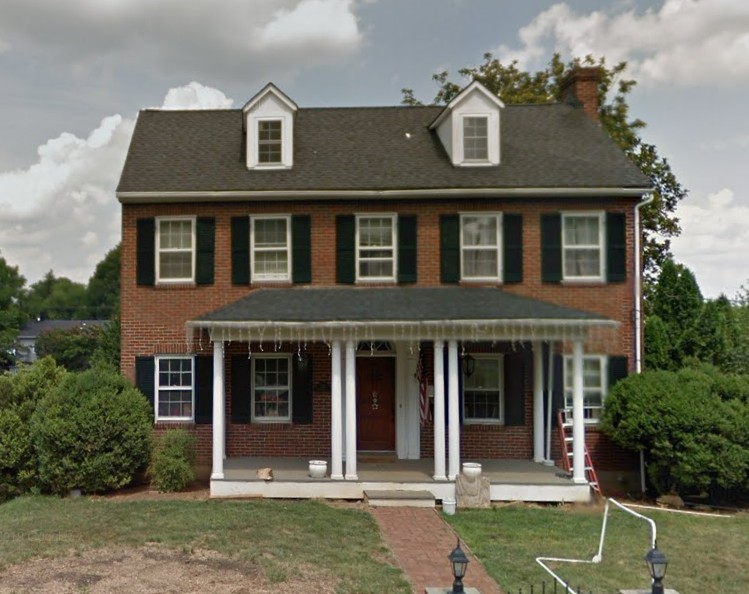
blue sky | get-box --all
[1,0,747,298]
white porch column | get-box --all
[533,340,545,463]
[211,340,225,480]
[572,339,587,483]
[432,340,447,481]
[330,341,344,480]
[447,339,460,480]
[344,340,358,480]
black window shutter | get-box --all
[606,212,627,282]
[292,356,314,424]
[135,356,155,415]
[136,218,155,286]
[440,214,460,283]
[397,214,417,283]
[504,350,526,426]
[231,216,250,285]
[292,215,312,283]
[541,213,562,283]
[336,215,355,284]
[195,217,215,286]
[194,355,214,424]
[230,355,251,423]
[607,355,629,388]
[503,214,523,283]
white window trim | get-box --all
[461,115,490,163]
[460,212,503,282]
[251,354,293,423]
[355,213,398,283]
[462,354,504,424]
[562,211,606,282]
[248,115,294,170]
[256,117,283,167]
[155,216,196,284]
[155,355,194,422]
[563,354,608,424]
[250,215,292,283]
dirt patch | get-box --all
[0,547,335,593]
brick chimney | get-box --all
[559,66,602,123]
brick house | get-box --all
[117,67,651,500]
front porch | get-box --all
[210,457,591,503]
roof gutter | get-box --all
[117,186,652,204]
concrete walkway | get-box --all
[370,507,503,594]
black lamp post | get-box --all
[448,538,469,594]
[644,544,668,594]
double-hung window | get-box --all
[562,212,604,280]
[251,216,291,281]
[463,355,503,423]
[463,116,489,161]
[257,119,282,164]
[461,214,502,280]
[563,355,607,422]
[156,217,195,283]
[356,215,396,281]
[252,355,291,421]
[156,356,194,421]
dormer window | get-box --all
[258,120,282,164]
[243,83,297,170]
[463,116,488,161]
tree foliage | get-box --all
[402,53,686,282]
[0,254,27,370]
[35,325,104,372]
[21,271,88,320]
[86,244,120,319]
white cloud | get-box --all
[161,82,234,110]
[495,0,749,87]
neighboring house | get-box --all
[15,319,107,364]
[117,67,652,500]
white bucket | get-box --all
[442,498,457,515]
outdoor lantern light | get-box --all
[644,545,668,594]
[448,538,469,594]
[462,353,476,378]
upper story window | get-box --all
[562,212,604,281]
[252,355,291,422]
[258,120,282,164]
[156,356,194,421]
[463,116,489,161]
[564,355,607,423]
[463,355,503,423]
[156,217,195,283]
[251,216,291,282]
[461,214,502,280]
[356,215,396,282]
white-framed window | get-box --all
[252,355,292,422]
[251,215,291,282]
[463,116,489,161]
[562,212,605,281]
[461,213,502,280]
[563,355,607,423]
[156,356,194,421]
[156,217,195,283]
[463,355,504,423]
[356,214,397,282]
[258,119,283,164]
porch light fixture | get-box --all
[462,353,476,378]
[644,544,668,594]
[448,538,469,594]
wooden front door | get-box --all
[356,357,396,451]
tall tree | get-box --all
[86,244,120,319]
[0,254,27,369]
[22,271,88,320]
[402,53,686,283]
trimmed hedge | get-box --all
[149,429,196,493]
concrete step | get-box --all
[364,489,436,508]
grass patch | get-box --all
[446,503,749,593]
[0,496,410,594]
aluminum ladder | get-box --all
[557,408,602,496]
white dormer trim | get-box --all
[243,83,298,170]
[429,80,504,167]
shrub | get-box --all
[30,365,153,495]
[149,429,196,493]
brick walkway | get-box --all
[370,507,502,594]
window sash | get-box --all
[463,116,489,161]
[156,357,194,421]
[252,356,291,421]
[463,356,503,423]
[156,218,195,282]
[251,216,291,281]
[258,120,282,164]
[562,213,604,280]
[563,355,607,422]
[460,214,501,279]
[356,215,396,281]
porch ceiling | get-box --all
[187,287,617,343]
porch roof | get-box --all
[187,287,617,343]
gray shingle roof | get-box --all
[117,103,650,195]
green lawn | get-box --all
[446,502,749,594]
[0,496,410,594]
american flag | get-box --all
[416,347,431,426]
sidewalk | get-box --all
[370,507,503,594]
